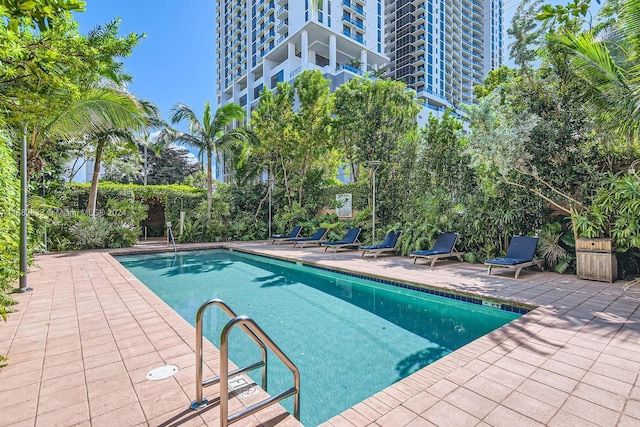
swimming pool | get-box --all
[117,249,522,425]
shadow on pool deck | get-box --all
[0,240,639,426]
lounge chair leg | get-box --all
[487,265,493,275]
[430,258,437,267]
[361,251,366,258]
[515,267,522,279]
[413,257,417,264]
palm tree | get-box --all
[79,95,160,216]
[163,102,246,220]
[550,0,640,141]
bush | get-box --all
[67,216,111,249]
[0,134,20,319]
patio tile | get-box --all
[3,246,640,427]
[573,382,627,412]
[483,405,545,427]
[462,376,513,403]
[547,410,600,427]
[351,401,383,421]
[540,359,587,381]
[501,390,557,424]
[529,368,579,394]
[34,401,89,427]
[561,395,620,426]
[90,402,146,427]
[589,361,637,384]
[423,400,480,426]
[426,378,458,398]
[37,384,87,415]
[85,361,128,383]
[336,408,369,427]
[516,378,569,407]
[402,391,439,415]
[581,372,633,396]
[623,398,640,419]
[619,414,640,427]
[443,386,497,419]
[375,406,418,427]
[0,400,38,426]
[479,365,526,390]
[0,383,39,408]
[89,387,139,417]
[39,371,86,396]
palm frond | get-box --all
[45,88,146,141]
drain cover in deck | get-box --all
[146,365,178,380]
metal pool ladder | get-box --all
[190,299,301,427]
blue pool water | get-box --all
[117,249,521,426]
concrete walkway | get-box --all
[1,241,639,426]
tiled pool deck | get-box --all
[1,241,639,426]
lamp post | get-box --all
[19,125,32,292]
[267,174,275,238]
[367,160,381,244]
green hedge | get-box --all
[63,182,206,228]
[0,135,20,317]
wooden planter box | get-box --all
[576,238,617,283]
[576,238,615,252]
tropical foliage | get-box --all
[3,0,640,319]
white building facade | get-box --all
[385,0,503,122]
[216,0,388,119]
[216,0,503,130]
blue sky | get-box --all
[74,0,217,129]
[73,1,584,126]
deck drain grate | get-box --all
[146,365,178,380]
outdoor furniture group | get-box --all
[268,227,542,278]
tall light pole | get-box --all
[267,171,275,238]
[367,160,381,244]
[19,126,32,292]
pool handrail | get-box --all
[190,299,268,410]
[220,315,301,426]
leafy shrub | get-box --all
[0,135,20,319]
[68,216,112,249]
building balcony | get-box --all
[342,29,365,45]
[412,34,425,45]
[277,33,288,44]
[276,18,288,33]
[412,45,425,56]
[343,0,365,18]
[276,4,288,18]
[343,15,366,31]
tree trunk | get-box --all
[206,148,213,221]
[87,142,105,217]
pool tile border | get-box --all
[225,247,533,314]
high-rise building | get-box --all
[215,0,503,129]
[385,0,503,119]
[216,0,388,119]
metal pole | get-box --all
[372,170,376,244]
[19,126,32,292]
[268,181,272,238]
[368,160,381,244]
[143,144,148,186]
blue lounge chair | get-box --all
[320,228,362,253]
[410,232,464,267]
[359,230,402,259]
[269,225,302,245]
[484,235,543,278]
[290,228,329,247]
